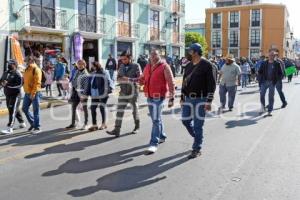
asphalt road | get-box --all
[0,78,300,200]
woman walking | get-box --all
[88,61,113,132]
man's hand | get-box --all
[1,80,7,86]
[204,103,212,112]
[168,98,174,108]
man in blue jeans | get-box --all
[22,56,42,134]
[258,49,283,116]
[274,49,288,108]
[181,43,217,159]
[218,54,241,113]
[140,49,175,154]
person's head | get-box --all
[150,49,161,64]
[272,48,280,59]
[57,56,63,63]
[26,56,35,66]
[225,54,235,65]
[188,43,203,61]
[268,49,276,62]
[120,51,132,65]
[77,59,86,71]
[7,59,17,71]
[92,61,102,71]
[108,54,112,59]
[64,74,69,79]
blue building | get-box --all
[185,23,205,36]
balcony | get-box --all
[172,0,185,16]
[16,5,68,34]
[149,28,166,45]
[117,21,140,42]
[172,32,184,46]
[69,14,106,39]
[150,0,166,11]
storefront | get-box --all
[82,39,98,71]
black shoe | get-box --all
[228,108,233,112]
[159,138,166,144]
[267,112,272,117]
[106,129,120,137]
[65,124,76,129]
[188,150,201,159]
[131,128,139,134]
[28,125,34,132]
[281,102,288,109]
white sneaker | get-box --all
[31,128,41,135]
[1,128,13,135]
[146,146,158,154]
[19,122,26,129]
[81,124,89,130]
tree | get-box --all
[185,32,208,56]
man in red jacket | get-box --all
[140,49,175,154]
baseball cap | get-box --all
[189,43,203,55]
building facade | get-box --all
[205,3,292,58]
[214,0,260,8]
[5,0,185,68]
[185,23,205,36]
[0,0,10,74]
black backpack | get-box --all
[33,67,47,88]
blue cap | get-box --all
[189,43,203,55]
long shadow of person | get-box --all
[67,151,190,197]
[225,110,264,129]
[42,145,148,176]
[25,137,115,159]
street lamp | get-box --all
[166,12,179,26]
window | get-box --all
[251,29,260,47]
[229,30,239,47]
[78,0,96,32]
[230,11,239,28]
[29,0,55,28]
[212,31,221,48]
[118,0,131,23]
[212,13,221,29]
[250,49,260,58]
[150,10,160,40]
[251,9,260,27]
[229,49,239,58]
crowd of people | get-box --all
[0,43,298,159]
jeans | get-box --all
[275,80,287,104]
[181,97,206,151]
[219,84,237,109]
[147,98,166,147]
[91,97,109,125]
[45,84,52,96]
[108,69,117,88]
[6,95,24,127]
[241,74,248,88]
[22,92,41,129]
[71,90,88,125]
[260,81,275,112]
[115,96,140,130]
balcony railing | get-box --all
[117,21,140,38]
[172,0,185,14]
[74,14,106,34]
[150,0,165,7]
[17,5,67,30]
[150,28,166,41]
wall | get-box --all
[0,0,10,74]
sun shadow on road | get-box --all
[42,144,149,177]
[225,110,264,128]
[66,151,190,197]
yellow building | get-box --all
[205,3,293,58]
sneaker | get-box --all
[218,106,224,114]
[98,124,107,130]
[81,124,89,131]
[1,128,13,135]
[131,127,139,134]
[188,150,201,159]
[228,108,233,112]
[65,124,76,130]
[106,129,120,137]
[31,128,41,134]
[158,138,166,144]
[88,125,98,132]
[145,146,158,155]
[281,102,288,109]
[19,122,26,129]
[267,112,272,117]
[28,125,34,132]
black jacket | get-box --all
[105,58,117,70]
[258,60,283,85]
[87,69,112,98]
[181,58,217,103]
[1,70,23,96]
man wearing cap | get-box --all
[218,54,241,113]
[1,60,26,134]
[181,43,217,159]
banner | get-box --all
[10,36,24,66]
[73,33,84,63]
[285,66,297,76]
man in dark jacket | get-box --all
[1,60,26,134]
[181,43,217,159]
[105,54,117,87]
[258,49,283,116]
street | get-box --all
[0,78,300,200]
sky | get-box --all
[185,0,300,38]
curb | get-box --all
[0,100,68,117]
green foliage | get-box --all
[185,32,208,55]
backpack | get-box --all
[33,67,47,88]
